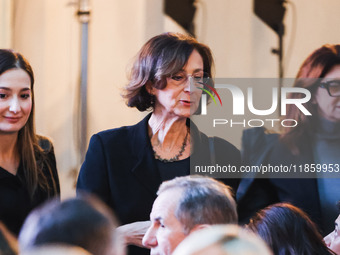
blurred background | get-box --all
[1,0,339,197]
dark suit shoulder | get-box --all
[242,127,278,148]
[95,114,150,145]
[214,136,240,154]
[96,125,131,141]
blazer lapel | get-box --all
[130,113,162,196]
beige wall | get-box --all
[7,0,340,197]
[0,0,12,48]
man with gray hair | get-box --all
[142,175,237,255]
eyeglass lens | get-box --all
[322,80,340,96]
[169,72,210,86]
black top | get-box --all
[156,157,190,182]
[0,138,60,235]
[77,113,241,255]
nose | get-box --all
[142,225,158,248]
[9,97,20,113]
[324,232,332,247]
[184,76,196,92]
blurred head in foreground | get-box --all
[248,203,334,255]
[20,244,92,255]
[172,224,272,255]
[18,195,125,255]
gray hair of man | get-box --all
[157,175,238,234]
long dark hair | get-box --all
[248,203,335,255]
[0,49,58,198]
[123,32,214,111]
[280,44,340,154]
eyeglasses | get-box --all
[319,80,340,97]
[168,71,211,87]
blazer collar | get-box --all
[130,113,161,196]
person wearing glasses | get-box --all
[77,33,240,255]
[237,44,340,235]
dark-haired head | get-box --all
[18,195,122,255]
[0,49,58,198]
[280,44,340,154]
[0,49,35,131]
[123,32,214,112]
[248,203,335,255]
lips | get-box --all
[4,116,22,123]
[179,100,192,107]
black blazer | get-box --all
[77,113,240,255]
[237,127,322,229]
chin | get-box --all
[176,112,191,119]
[0,129,20,135]
[326,114,340,122]
[172,109,191,118]
[0,124,25,134]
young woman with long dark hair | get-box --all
[0,49,60,235]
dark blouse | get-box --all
[156,157,190,182]
[0,138,60,236]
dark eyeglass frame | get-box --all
[319,80,340,97]
[168,71,211,86]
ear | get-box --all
[189,224,210,234]
[145,81,154,95]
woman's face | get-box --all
[314,65,340,122]
[153,50,204,118]
[0,68,32,134]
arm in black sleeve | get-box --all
[76,134,111,205]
